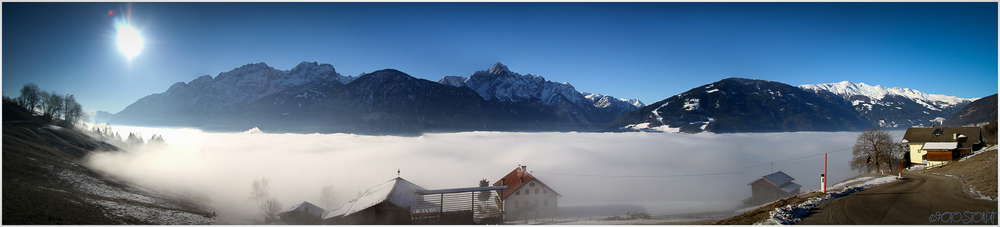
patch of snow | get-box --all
[706,88,720,93]
[758,176,898,225]
[85,198,213,224]
[683,99,701,111]
[957,145,998,162]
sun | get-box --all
[115,22,143,59]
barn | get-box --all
[278,201,324,225]
[492,165,561,221]
[746,171,801,206]
[325,177,425,224]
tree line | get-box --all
[15,82,86,126]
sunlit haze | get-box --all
[84,125,904,220]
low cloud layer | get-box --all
[85,126,903,220]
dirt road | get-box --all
[796,172,997,225]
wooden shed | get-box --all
[278,201,324,225]
[326,177,425,225]
[747,171,801,206]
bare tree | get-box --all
[851,127,907,173]
[17,83,41,114]
[41,91,64,121]
[263,197,283,220]
[62,94,84,126]
[250,177,282,221]
[319,185,336,210]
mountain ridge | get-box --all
[601,78,874,133]
[798,81,974,128]
[110,61,644,134]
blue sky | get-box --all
[3,2,997,114]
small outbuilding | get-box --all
[278,201,325,225]
[747,171,801,206]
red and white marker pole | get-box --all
[823,153,827,194]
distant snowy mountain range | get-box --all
[798,81,974,128]
[601,78,977,133]
[109,61,980,134]
[110,62,644,134]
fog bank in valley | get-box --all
[85,126,901,220]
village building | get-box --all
[492,165,562,221]
[746,171,801,206]
[321,199,355,224]
[902,127,985,167]
[322,176,506,224]
[278,201,325,225]
[324,177,425,225]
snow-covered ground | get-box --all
[958,145,998,162]
[56,160,213,224]
[756,176,898,225]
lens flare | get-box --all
[115,20,143,59]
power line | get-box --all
[742,147,852,170]
[532,171,742,178]
[532,147,854,179]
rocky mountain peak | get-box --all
[488,62,510,75]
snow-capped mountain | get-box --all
[582,92,646,118]
[437,76,467,87]
[798,81,974,128]
[601,78,873,133]
[441,62,645,129]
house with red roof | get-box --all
[492,165,561,220]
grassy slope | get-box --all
[2,98,212,224]
[921,149,998,199]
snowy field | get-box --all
[85,126,904,222]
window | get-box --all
[544,199,548,206]
[526,188,529,195]
[516,190,520,195]
[514,201,519,208]
[530,182,536,187]
[535,188,539,194]
[543,188,547,194]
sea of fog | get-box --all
[85,125,904,221]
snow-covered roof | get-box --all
[779,182,802,193]
[322,200,355,219]
[922,142,958,150]
[342,177,425,217]
[749,171,795,186]
[282,201,325,218]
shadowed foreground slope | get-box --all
[2,98,214,224]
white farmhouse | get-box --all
[492,165,561,221]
